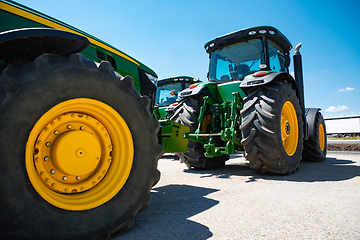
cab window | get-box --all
[268,40,285,72]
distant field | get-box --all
[327,137,360,140]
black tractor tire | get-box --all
[0,53,162,240]
[303,110,327,161]
[240,80,304,174]
[170,97,229,170]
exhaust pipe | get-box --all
[293,42,305,112]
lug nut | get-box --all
[45,142,51,147]
[62,176,68,181]
[80,126,85,130]
[76,176,81,181]
[67,124,72,129]
[44,156,50,161]
[50,169,56,174]
[54,130,60,135]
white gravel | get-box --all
[113,152,360,240]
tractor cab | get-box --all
[154,76,200,120]
[204,26,292,82]
[155,76,200,107]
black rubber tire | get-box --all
[303,111,327,161]
[170,97,229,169]
[240,80,304,174]
[0,53,162,240]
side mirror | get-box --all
[285,55,291,68]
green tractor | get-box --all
[0,0,327,238]
[153,76,201,120]
[0,0,187,239]
[170,26,327,172]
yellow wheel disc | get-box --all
[319,123,325,151]
[201,112,213,138]
[25,99,133,211]
[281,101,299,156]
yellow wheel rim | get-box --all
[281,101,299,156]
[201,112,212,137]
[319,123,325,151]
[25,99,133,211]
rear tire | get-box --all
[240,80,303,174]
[170,97,229,169]
[0,53,162,239]
[303,110,327,161]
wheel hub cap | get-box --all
[51,130,101,176]
[34,113,111,193]
[285,121,291,135]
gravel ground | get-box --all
[112,152,360,240]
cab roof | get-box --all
[204,26,292,54]
[157,76,200,87]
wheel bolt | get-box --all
[62,176,68,181]
[44,156,50,161]
[54,130,60,135]
[76,176,81,181]
[50,169,56,174]
[80,126,85,130]
[45,142,51,147]
[67,124,72,129]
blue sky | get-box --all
[17,0,360,118]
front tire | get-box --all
[170,97,229,169]
[0,53,162,239]
[240,80,304,174]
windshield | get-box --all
[209,38,264,82]
[155,82,183,107]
